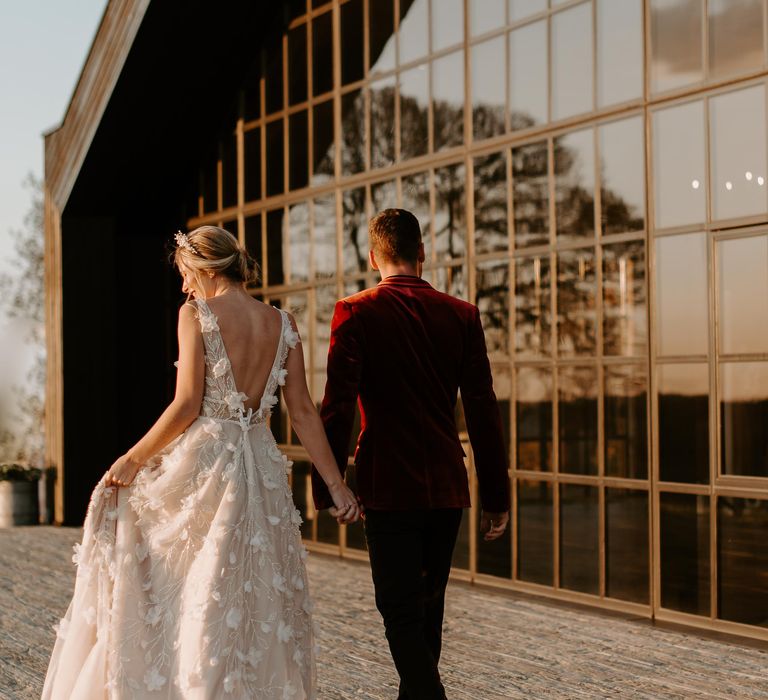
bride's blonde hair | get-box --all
[173,225,259,292]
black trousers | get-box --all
[364,508,463,700]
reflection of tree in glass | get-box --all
[434,163,466,260]
[512,143,549,248]
[341,91,366,176]
[342,187,368,277]
[370,84,396,168]
[474,152,507,254]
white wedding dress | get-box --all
[42,299,316,699]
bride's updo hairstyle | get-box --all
[173,225,259,290]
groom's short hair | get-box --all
[369,209,422,264]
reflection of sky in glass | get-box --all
[509,0,547,22]
[471,0,505,36]
[597,0,643,106]
[551,3,593,120]
[653,100,706,228]
[658,363,708,397]
[433,51,464,150]
[709,0,764,79]
[288,203,310,282]
[472,36,505,139]
[721,362,768,407]
[313,195,337,279]
[399,0,428,65]
[509,20,547,129]
[718,236,768,355]
[710,85,768,221]
[656,232,708,356]
[650,0,703,93]
[432,0,464,51]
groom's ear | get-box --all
[369,248,380,271]
[417,241,425,264]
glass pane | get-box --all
[655,232,708,356]
[432,265,467,299]
[606,488,649,603]
[709,0,764,79]
[555,128,595,242]
[243,66,261,122]
[314,195,337,279]
[517,479,554,585]
[371,179,397,213]
[433,51,465,151]
[600,116,645,235]
[653,100,706,229]
[650,0,703,93]
[551,3,593,120]
[266,119,285,197]
[721,362,768,478]
[512,141,549,248]
[244,215,263,281]
[660,493,710,615]
[560,484,599,595]
[515,255,552,358]
[399,0,428,65]
[370,77,396,169]
[557,248,597,357]
[400,63,430,160]
[342,187,368,274]
[597,0,643,107]
[288,202,310,283]
[434,162,467,260]
[452,508,471,570]
[718,497,768,627]
[314,284,336,400]
[516,367,553,472]
[288,24,308,106]
[244,127,261,203]
[289,111,309,191]
[265,34,284,114]
[710,85,768,221]
[474,152,509,255]
[312,99,335,185]
[341,90,366,176]
[718,235,768,355]
[291,461,315,540]
[558,366,598,475]
[476,259,510,361]
[402,172,431,260]
[604,365,648,479]
[221,134,237,210]
[370,0,396,75]
[472,36,506,141]
[471,0,505,36]
[266,209,285,286]
[341,0,364,85]
[658,363,710,484]
[509,20,548,131]
[432,0,463,51]
[477,476,512,578]
[313,11,334,96]
[509,0,547,21]
[603,240,647,357]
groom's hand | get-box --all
[480,510,509,541]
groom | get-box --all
[312,208,510,699]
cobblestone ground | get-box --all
[1,526,767,699]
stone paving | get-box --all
[1,526,767,699]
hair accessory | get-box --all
[174,230,202,256]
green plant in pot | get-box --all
[0,463,42,527]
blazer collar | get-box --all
[377,274,433,289]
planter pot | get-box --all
[0,480,40,527]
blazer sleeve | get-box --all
[311,300,363,510]
[459,306,511,513]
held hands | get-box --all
[327,481,362,524]
[480,510,509,541]
[105,455,143,488]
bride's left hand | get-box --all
[105,455,142,487]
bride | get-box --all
[42,225,360,699]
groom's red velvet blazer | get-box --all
[311,274,510,514]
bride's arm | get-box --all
[105,303,204,486]
[282,314,360,523]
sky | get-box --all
[0,0,107,279]
[0,1,106,445]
